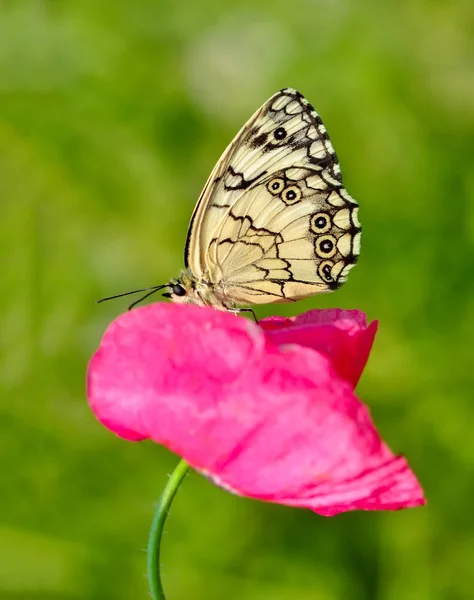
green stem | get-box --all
[147,459,190,600]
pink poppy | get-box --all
[87,304,425,516]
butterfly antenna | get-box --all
[127,288,167,310]
[96,285,168,305]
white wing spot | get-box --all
[337,233,352,257]
[307,126,320,141]
[286,100,303,115]
[351,207,361,228]
[327,190,346,207]
[333,208,351,230]
[352,231,362,254]
[331,260,346,280]
[271,95,291,111]
[310,141,326,159]
[306,174,328,190]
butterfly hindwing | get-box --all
[185,88,361,305]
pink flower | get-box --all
[87,304,425,516]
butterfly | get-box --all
[100,89,361,312]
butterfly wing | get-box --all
[185,88,361,305]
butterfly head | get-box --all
[162,281,187,301]
[160,269,195,304]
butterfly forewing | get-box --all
[185,88,361,305]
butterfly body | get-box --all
[164,88,361,309]
[166,269,234,310]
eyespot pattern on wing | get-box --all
[184,88,361,305]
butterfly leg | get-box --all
[228,308,259,323]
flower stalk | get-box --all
[148,459,190,600]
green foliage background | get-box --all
[1,1,473,598]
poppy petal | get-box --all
[87,304,425,515]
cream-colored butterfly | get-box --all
[101,89,361,312]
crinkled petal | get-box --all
[260,309,378,388]
[87,304,425,516]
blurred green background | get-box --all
[1,0,473,598]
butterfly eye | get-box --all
[172,284,186,297]
[267,178,285,195]
[310,212,331,234]
[318,260,334,282]
[315,234,337,258]
[274,127,287,140]
[282,185,302,205]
